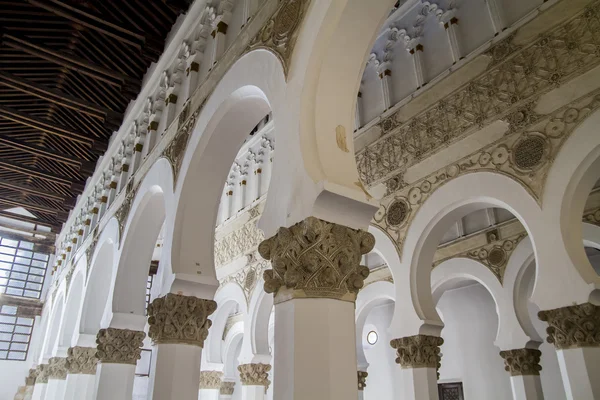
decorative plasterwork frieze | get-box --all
[238,363,272,387]
[373,91,600,259]
[147,293,217,347]
[259,217,375,303]
[538,302,600,349]
[114,183,139,243]
[247,0,311,77]
[390,335,444,369]
[433,233,527,283]
[357,2,600,188]
[499,348,542,376]
[161,104,201,189]
[96,328,146,365]
[215,209,265,267]
[219,259,270,303]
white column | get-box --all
[146,294,216,400]
[30,384,46,400]
[355,92,363,130]
[94,328,145,400]
[500,348,544,400]
[442,16,462,64]
[210,22,228,68]
[199,371,223,400]
[199,389,221,400]
[45,379,66,400]
[409,42,425,89]
[238,363,270,400]
[485,0,505,34]
[539,303,600,400]
[390,335,442,400]
[378,64,393,111]
[64,346,98,400]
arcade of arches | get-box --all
[4,0,600,399]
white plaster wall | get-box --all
[132,376,150,400]
[437,283,513,400]
[362,302,396,400]
[0,359,32,399]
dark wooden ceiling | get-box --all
[0,0,191,233]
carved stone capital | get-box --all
[258,217,375,302]
[357,371,368,391]
[390,335,444,369]
[220,381,235,395]
[47,357,68,380]
[499,348,542,376]
[238,363,271,387]
[66,346,98,375]
[199,371,223,390]
[538,302,600,349]
[96,328,146,365]
[34,364,48,384]
[25,368,37,386]
[148,294,217,347]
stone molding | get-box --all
[147,293,217,347]
[238,363,271,387]
[47,357,68,380]
[220,381,236,395]
[357,371,368,391]
[499,348,542,376]
[390,335,444,369]
[258,217,375,302]
[538,302,600,349]
[199,371,223,390]
[96,328,146,365]
[66,346,98,375]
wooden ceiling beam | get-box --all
[0,70,121,121]
[0,196,64,216]
[2,33,141,89]
[0,209,61,231]
[0,104,101,148]
[0,179,66,201]
[0,135,89,168]
[0,158,79,187]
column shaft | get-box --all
[148,343,202,400]
[199,389,220,400]
[30,384,46,400]
[556,347,600,400]
[510,375,544,400]
[44,379,66,400]
[398,367,438,400]
[94,363,136,400]
[64,374,96,400]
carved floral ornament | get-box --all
[162,105,201,189]
[499,348,542,376]
[66,346,98,375]
[35,364,49,384]
[390,335,444,369]
[238,363,272,387]
[199,370,223,390]
[147,293,217,347]
[538,302,600,349]
[96,328,146,365]
[219,259,270,304]
[47,357,68,380]
[220,381,236,395]
[258,217,375,303]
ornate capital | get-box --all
[238,363,271,387]
[258,217,375,302]
[66,346,98,375]
[390,335,444,369]
[199,371,223,390]
[96,328,146,365]
[47,357,68,380]
[357,371,368,391]
[220,381,235,395]
[34,364,49,384]
[148,294,217,347]
[25,368,37,386]
[538,302,600,349]
[499,348,542,376]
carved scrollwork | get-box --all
[220,381,235,395]
[499,348,542,376]
[215,219,265,267]
[258,217,375,302]
[390,335,444,369]
[96,328,146,365]
[538,303,600,349]
[199,371,223,390]
[47,357,68,380]
[162,107,201,189]
[238,363,271,387]
[66,347,98,375]
[147,294,217,347]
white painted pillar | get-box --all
[64,374,96,400]
[509,375,544,400]
[146,294,217,400]
[199,388,221,400]
[44,379,66,400]
[556,348,600,400]
[240,173,248,210]
[45,357,68,400]
[378,64,393,111]
[390,335,443,400]
[94,328,145,400]
[64,346,98,400]
[500,348,544,400]
[355,92,363,130]
[443,16,462,64]
[30,384,46,400]
[241,385,266,400]
[485,0,505,34]
[538,303,600,400]
[409,43,425,89]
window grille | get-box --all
[0,237,49,299]
[0,305,34,361]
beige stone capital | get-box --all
[148,293,217,347]
[499,348,542,376]
[47,357,68,380]
[357,371,368,391]
[199,370,223,390]
[220,381,235,395]
[96,328,146,365]
[238,363,271,387]
[34,364,48,384]
[390,335,444,369]
[538,302,600,349]
[25,368,37,386]
[258,217,375,303]
[67,346,98,375]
